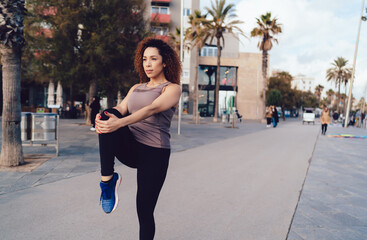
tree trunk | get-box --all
[0,46,24,166]
[262,50,268,119]
[213,37,221,122]
[193,47,200,124]
[107,90,115,109]
[86,80,97,125]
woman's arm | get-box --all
[112,83,141,116]
[96,84,181,134]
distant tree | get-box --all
[202,0,244,122]
[326,88,335,109]
[357,97,365,111]
[251,12,282,117]
[83,0,148,108]
[266,89,281,106]
[185,10,207,123]
[320,97,328,109]
[24,0,148,113]
[0,0,26,166]
[326,57,351,113]
[267,71,294,120]
[314,84,324,103]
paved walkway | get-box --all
[287,124,367,240]
[0,116,265,194]
[0,116,366,239]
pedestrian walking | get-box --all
[271,106,279,128]
[332,110,339,123]
[89,96,101,131]
[95,37,182,240]
[320,107,331,135]
[266,106,272,127]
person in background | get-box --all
[235,109,243,123]
[320,107,331,135]
[89,96,101,131]
[266,106,272,128]
[271,105,279,128]
[332,110,339,124]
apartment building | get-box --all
[292,74,315,92]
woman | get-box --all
[95,38,181,240]
[320,107,331,135]
[271,105,279,128]
[89,96,100,131]
[266,106,272,128]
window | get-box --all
[183,70,189,78]
[160,7,168,14]
[201,46,217,57]
[152,6,170,14]
[151,26,169,35]
[183,8,191,16]
[152,7,159,14]
[208,48,213,56]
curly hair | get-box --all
[134,37,182,84]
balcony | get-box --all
[151,13,170,24]
[155,35,170,43]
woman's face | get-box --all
[143,47,165,79]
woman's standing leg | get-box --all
[321,124,327,135]
[136,144,170,240]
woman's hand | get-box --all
[95,112,123,134]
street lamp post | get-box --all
[344,0,366,128]
[177,0,184,135]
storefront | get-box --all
[197,65,238,117]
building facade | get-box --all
[292,74,315,92]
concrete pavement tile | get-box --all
[33,173,71,186]
[332,204,367,222]
[331,228,367,240]
[299,197,333,213]
[290,211,319,229]
[290,226,342,240]
[0,172,26,186]
[287,230,305,240]
[3,172,47,193]
[328,212,366,227]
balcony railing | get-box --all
[151,0,171,3]
[155,35,170,43]
[151,13,170,24]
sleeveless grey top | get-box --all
[127,82,175,149]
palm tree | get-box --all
[326,57,350,113]
[0,1,26,167]
[202,0,244,122]
[314,84,324,103]
[251,12,282,118]
[326,89,335,108]
[169,27,188,58]
[185,10,207,123]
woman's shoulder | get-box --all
[129,83,144,91]
[162,82,181,92]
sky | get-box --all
[200,0,367,100]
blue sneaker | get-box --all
[100,173,121,214]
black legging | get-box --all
[99,108,170,240]
[322,124,328,134]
